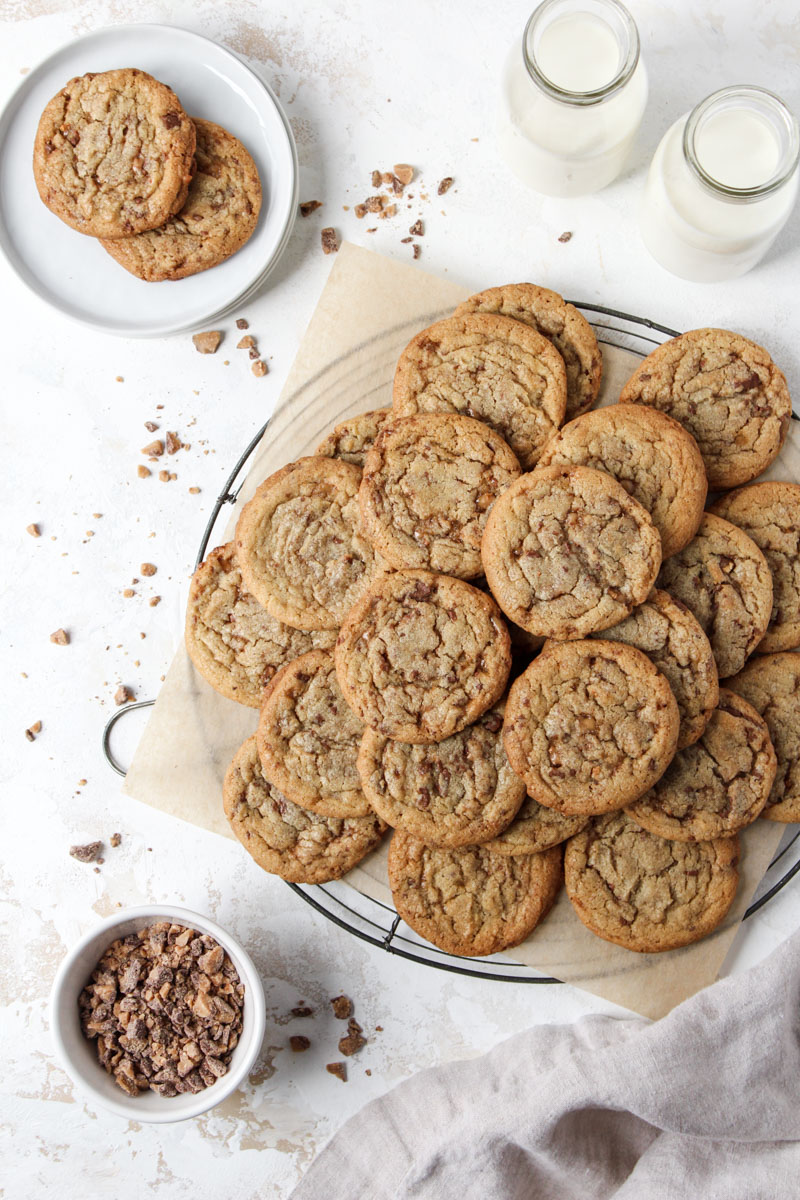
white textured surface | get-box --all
[1,1,799,1196]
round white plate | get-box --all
[0,24,298,337]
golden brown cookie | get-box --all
[503,639,680,815]
[33,69,195,238]
[483,796,589,856]
[359,412,521,579]
[710,482,800,654]
[618,328,791,489]
[315,409,392,469]
[223,736,386,883]
[537,404,707,558]
[101,118,261,280]
[481,464,662,639]
[235,456,388,630]
[454,283,602,422]
[392,313,567,470]
[726,653,800,822]
[626,690,776,841]
[564,811,740,953]
[657,513,773,680]
[388,832,563,956]
[184,543,335,707]
[335,570,511,744]
[256,650,371,819]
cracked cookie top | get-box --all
[538,404,707,559]
[315,408,392,469]
[392,313,567,470]
[618,328,791,490]
[388,832,563,956]
[33,69,196,238]
[657,513,773,680]
[359,412,521,579]
[481,464,662,639]
[564,810,740,953]
[483,795,589,856]
[335,570,511,744]
[503,639,680,815]
[726,653,800,822]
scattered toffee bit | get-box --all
[365,1068,372,1076]
[114,685,133,706]
[248,347,260,361]
[25,720,42,742]
[394,163,414,185]
[252,360,268,378]
[365,196,383,213]
[366,227,377,233]
[437,176,454,195]
[400,236,413,244]
[110,833,122,848]
[330,995,352,1020]
[138,466,151,479]
[142,440,164,457]
[409,219,424,236]
[141,563,157,577]
[375,1025,383,1032]
[158,470,171,482]
[338,1018,366,1057]
[50,628,69,645]
[237,335,255,350]
[149,596,161,607]
[412,245,421,260]
[379,204,396,219]
[70,841,102,863]
[189,487,201,495]
[192,331,222,355]
[79,921,245,1097]
[326,1062,347,1082]
[371,170,381,187]
[558,231,573,243]
[27,523,40,537]
[236,318,249,330]
[165,432,180,455]
[354,203,367,219]
[144,421,159,433]
[123,588,135,598]
[291,1004,314,1018]
[115,376,124,383]
[299,200,323,217]
[321,228,339,255]
[290,1035,311,1052]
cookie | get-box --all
[359,412,521,579]
[481,464,662,639]
[454,283,602,421]
[388,832,563,957]
[626,690,776,842]
[483,796,589,856]
[315,409,392,469]
[235,456,387,630]
[710,482,800,654]
[101,118,261,280]
[537,404,707,558]
[335,570,511,744]
[256,650,371,819]
[657,513,773,680]
[223,736,386,884]
[184,543,335,707]
[33,69,195,238]
[564,811,739,953]
[357,703,526,848]
[392,313,567,470]
[618,328,791,489]
[503,639,680,815]
[726,653,800,822]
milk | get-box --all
[536,12,620,92]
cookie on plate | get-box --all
[392,313,567,470]
[618,328,791,490]
[481,464,662,639]
[657,513,773,680]
[359,412,521,579]
[537,404,707,558]
[223,736,386,883]
[483,796,589,856]
[564,811,740,953]
[101,118,261,280]
[33,69,195,238]
[726,653,800,822]
[503,639,680,815]
[335,569,511,744]
[388,831,563,956]
[454,282,602,422]
[315,408,392,469]
[711,482,800,654]
[626,689,776,842]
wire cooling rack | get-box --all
[103,301,800,984]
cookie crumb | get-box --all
[114,685,133,705]
[50,628,69,645]
[158,470,170,482]
[290,1035,311,1052]
[437,176,454,195]
[25,720,42,742]
[237,335,255,350]
[252,360,268,378]
[137,465,151,479]
[141,563,157,577]
[409,219,424,236]
[330,995,352,1020]
[189,486,201,495]
[354,203,367,219]
[370,170,381,187]
[27,523,40,537]
[393,163,414,185]
[123,588,135,598]
[300,200,323,217]
[379,204,397,220]
[166,431,180,455]
[192,330,222,354]
[144,420,159,432]
[339,1018,367,1057]
[557,230,573,243]
[149,596,161,607]
[142,440,164,457]
[326,1062,347,1082]
[321,228,339,254]
[110,832,122,848]
[236,318,249,330]
[291,1005,314,1018]
[70,841,102,863]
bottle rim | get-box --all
[522,0,640,107]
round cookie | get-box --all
[256,650,371,819]
[185,543,336,707]
[483,796,589,856]
[392,313,567,470]
[33,69,195,238]
[710,482,800,654]
[626,690,776,842]
[359,412,521,579]
[388,832,563,957]
[618,328,791,490]
[726,653,800,822]
[101,118,261,281]
[315,409,392,469]
[503,639,680,815]
[454,283,602,422]
[335,570,511,744]
[223,736,386,884]
[235,456,387,631]
[537,404,707,558]
[357,703,526,848]
[564,811,740,953]
[657,513,773,680]
[481,464,662,639]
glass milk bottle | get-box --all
[498,0,648,197]
[640,86,800,282]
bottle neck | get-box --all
[522,0,640,107]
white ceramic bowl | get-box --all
[50,904,266,1122]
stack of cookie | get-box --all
[186,282,800,960]
[33,69,261,280]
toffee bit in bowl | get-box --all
[330,994,353,1020]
